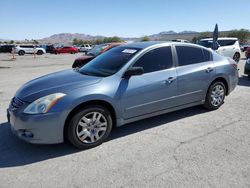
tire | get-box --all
[18,50,25,56]
[37,50,43,55]
[233,53,240,62]
[67,105,113,149]
[204,81,226,110]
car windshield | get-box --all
[80,47,141,77]
[198,40,213,48]
[86,44,109,56]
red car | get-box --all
[245,47,250,59]
[72,42,125,68]
[54,46,79,54]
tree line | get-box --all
[72,36,124,45]
[0,39,39,45]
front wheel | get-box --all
[204,81,226,110]
[67,105,113,149]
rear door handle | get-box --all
[166,77,176,84]
[206,67,214,73]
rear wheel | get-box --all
[233,52,240,62]
[67,105,113,149]
[37,50,43,55]
[204,81,226,110]
[18,50,25,56]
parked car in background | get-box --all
[39,44,55,53]
[245,47,250,59]
[244,58,250,78]
[72,42,125,68]
[14,45,46,56]
[172,39,190,43]
[79,44,92,53]
[0,44,16,53]
[7,41,238,149]
[241,44,250,52]
[53,46,79,54]
[198,37,241,62]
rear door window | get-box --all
[176,46,205,66]
[224,40,236,46]
[218,40,236,46]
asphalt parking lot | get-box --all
[0,53,250,188]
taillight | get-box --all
[227,58,238,69]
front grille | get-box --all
[9,97,24,111]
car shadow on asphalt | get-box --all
[238,76,250,87]
[0,106,208,168]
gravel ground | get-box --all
[0,52,249,188]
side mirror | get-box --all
[123,67,144,79]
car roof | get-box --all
[121,41,206,50]
[121,41,166,49]
[200,37,238,41]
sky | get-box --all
[0,0,249,40]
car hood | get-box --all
[16,69,101,102]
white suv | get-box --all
[79,44,92,52]
[198,37,241,62]
[14,45,46,56]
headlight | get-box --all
[24,93,66,114]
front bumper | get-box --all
[7,108,67,144]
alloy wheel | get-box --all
[76,111,108,143]
[210,84,225,107]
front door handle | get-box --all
[206,67,214,73]
[166,77,176,84]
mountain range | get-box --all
[36,30,199,44]
[0,30,201,44]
